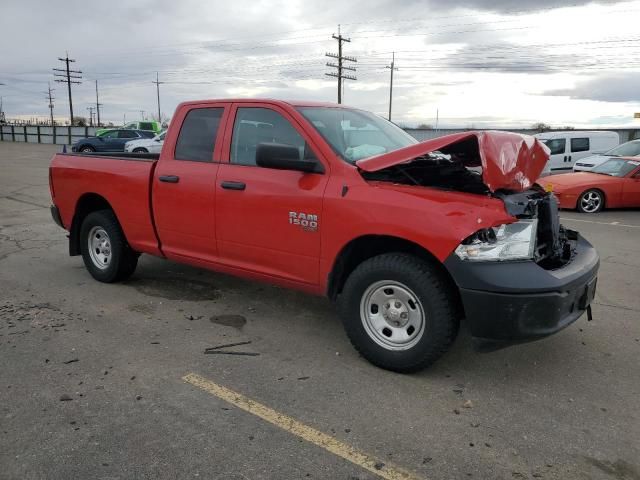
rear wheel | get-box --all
[338,253,458,372]
[80,210,138,283]
[577,189,604,213]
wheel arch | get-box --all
[69,193,116,256]
[327,234,460,307]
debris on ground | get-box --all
[463,400,473,408]
[204,340,258,356]
[63,358,79,364]
[59,394,73,401]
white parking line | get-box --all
[560,217,640,229]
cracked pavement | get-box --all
[0,142,639,480]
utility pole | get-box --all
[139,110,145,120]
[45,82,55,126]
[152,72,164,122]
[87,106,95,126]
[95,80,102,127]
[386,52,398,121]
[325,26,356,104]
[53,53,82,125]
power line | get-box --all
[53,53,82,125]
[325,26,357,104]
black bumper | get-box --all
[50,205,64,229]
[444,234,599,346]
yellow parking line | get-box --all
[182,373,424,480]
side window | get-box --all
[139,122,152,131]
[118,130,137,138]
[544,138,566,155]
[102,130,118,138]
[174,108,223,162]
[231,107,314,166]
[571,138,590,153]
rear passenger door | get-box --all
[215,104,329,286]
[152,104,230,263]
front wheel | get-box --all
[80,146,95,153]
[80,210,138,283]
[577,189,604,213]
[132,148,148,153]
[338,253,459,372]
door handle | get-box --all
[221,181,246,191]
[159,175,180,183]
[568,155,572,161]
[564,156,567,162]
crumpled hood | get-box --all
[356,131,550,192]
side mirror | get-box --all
[256,143,323,173]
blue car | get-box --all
[72,129,155,153]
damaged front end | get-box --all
[358,131,599,347]
[459,189,578,269]
[358,131,575,268]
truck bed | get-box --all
[50,152,162,256]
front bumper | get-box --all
[444,234,599,346]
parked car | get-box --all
[536,131,619,174]
[72,129,155,153]
[96,121,162,137]
[124,130,166,154]
[573,139,640,172]
[49,99,599,372]
[544,158,640,213]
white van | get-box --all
[535,131,619,175]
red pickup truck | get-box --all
[49,99,599,372]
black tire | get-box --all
[576,188,604,213]
[80,145,95,153]
[338,253,458,373]
[80,210,138,283]
[132,148,148,153]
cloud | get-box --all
[543,73,640,103]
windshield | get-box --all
[604,141,640,157]
[592,158,640,176]
[297,107,418,163]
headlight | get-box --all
[455,219,538,262]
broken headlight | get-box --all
[455,219,538,262]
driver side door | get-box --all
[215,104,329,287]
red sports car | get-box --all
[543,157,640,213]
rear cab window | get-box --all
[174,108,224,162]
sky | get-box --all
[1,0,639,128]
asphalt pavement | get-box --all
[1,142,638,480]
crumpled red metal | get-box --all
[356,131,550,192]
